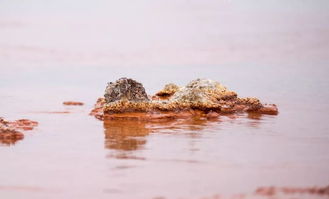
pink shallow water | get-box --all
[1,1,329,199]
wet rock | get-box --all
[0,125,24,145]
[10,119,38,130]
[255,187,276,196]
[90,98,106,120]
[220,105,236,114]
[104,100,152,114]
[255,185,329,196]
[155,83,180,97]
[237,97,263,111]
[63,101,84,106]
[0,117,38,145]
[206,111,220,119]
[258,104,279,115]
[43,111,70,114]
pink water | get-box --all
[1,1,329,199]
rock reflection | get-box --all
[246,112,263,127]
[247,112,263,120]
[103,113,269,160]
[0,136,23,146]
[103,117,221,158]
[104,120,150,151]
[146,118,218,133]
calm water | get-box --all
[1,1,329,199]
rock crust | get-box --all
[91,78,278,120]
[155,83,180,97]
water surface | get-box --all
[1,1,329,199]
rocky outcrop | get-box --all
[166,78,237,111]
[103,78,151,113]
[105,78,149,103]
[90,78,278,120]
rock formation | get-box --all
[90,78,278,120]
[105,78,149,103]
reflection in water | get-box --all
[247,112,263,127]
[0,136,23,146]
[103,117,223,159]
[103,114,266,158]
[104,120,150,151]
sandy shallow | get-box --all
[1,1,329,199]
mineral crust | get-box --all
[155,83,180,97]
[90,78,278,120]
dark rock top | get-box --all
[104,78,149,103]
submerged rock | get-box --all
[255,185,329,197]
[63,101,84,106]
[0,117,38,145]
[0,124,24,145]
[91,78,278,120]
[89,98,106,120]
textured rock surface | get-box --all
[104,78,149,103]
[168,78,237,110]
[104,78,150,113]
[91,78,278,120]
[155,83,180,97]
